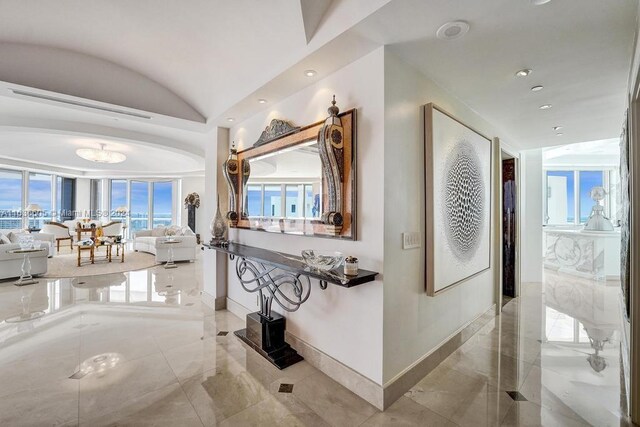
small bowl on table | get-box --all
[301,250,344,271]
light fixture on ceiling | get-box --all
[539,104,552,110]
[531,0,551,5]
[258,99,268,104]
[76,143,126,164]
[531,85,544,92]
[556,133,563,136]
[436,21,470,40]
[304,70,317,77]
[553,126,562,130]
[227,118,235,122]
[515,69,532,77]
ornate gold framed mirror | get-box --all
[224,98,357,240]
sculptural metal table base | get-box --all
[234,312,304,369]
[234,312,303,370]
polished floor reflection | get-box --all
[0,261,632,426]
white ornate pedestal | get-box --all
[543,229,621,281]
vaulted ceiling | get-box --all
[0,0,637,171]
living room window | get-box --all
[110,179,128,219]
[152,181,173,228]
[544,168,618,226]
[130,181,150,233]
[27,172,53,229]
[0,169,23,230]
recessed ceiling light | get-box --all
[531,0,551,5]
[556,133,563,136]
[515,69,532,77]
[531,85,544,92]
[227,118,235,122]
[436,21,470,40]
[539,104,552,110]
[304,70,317,77]
[553,126,562,130]
[258,99,267,104]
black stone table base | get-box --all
[234,312,303,370]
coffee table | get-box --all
[7,248,47,286]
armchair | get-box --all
[102,221,124,239]
[41,222,73,251]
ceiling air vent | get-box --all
[9,89,152,119]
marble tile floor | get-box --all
[0,261,633,426]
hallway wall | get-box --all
[226,48,385,385]
[382,49,509,383]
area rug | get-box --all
[43,247,159,278]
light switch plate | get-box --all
[403,232,421,249]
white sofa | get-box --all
[0,242,49,280]
[133,226,197,263]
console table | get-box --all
[7,248,47,286]
[204,242,378,369]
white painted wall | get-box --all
[382,50,503,383]
[227,48,385,384]
[520,149,544,283]
[180,176,206,235]
[75,178,91,217]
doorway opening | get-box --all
[501,151,518,304]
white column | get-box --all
[520,149,544,283]
[202,127,229,309]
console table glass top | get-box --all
[203,242,378,287]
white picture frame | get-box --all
[424,103,492,296]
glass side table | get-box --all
[162,239,181,269]
[7,248,47,286]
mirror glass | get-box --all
[243,141,323,220]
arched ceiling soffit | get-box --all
[0,42,205,123]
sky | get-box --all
[0,174,22,210]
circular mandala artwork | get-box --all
[442,140,485,261]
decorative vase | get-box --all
[211,196,227,241]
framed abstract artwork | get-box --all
[424,104,492,296]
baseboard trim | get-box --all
[223,298,496,411]
[382,304,496,409]
[226,297,252,319]
[284,332,385,410]
[202,292,227,311]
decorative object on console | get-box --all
[424,103,492,296]
[254,119,300,147]
[184,192,200,233]
[222,146,240,226]
[584,186,614,232]
[344,256,358,276]
[210,195,228,245]
[301,249,344,271]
